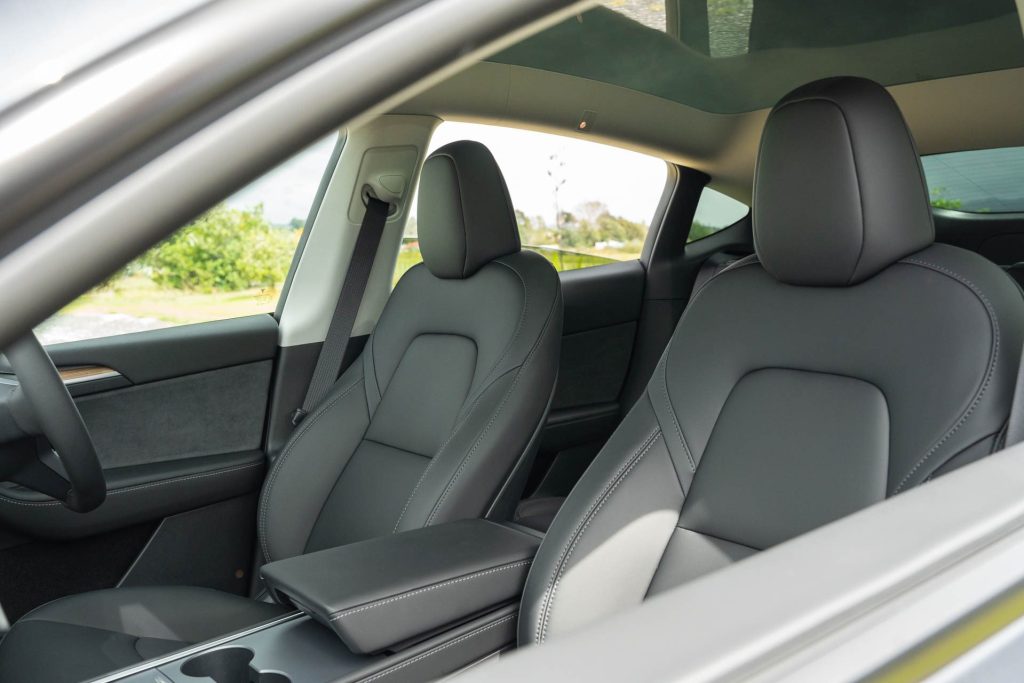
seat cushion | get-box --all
[0,586,290,683]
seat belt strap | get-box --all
[1004,340,1024,446]
[292,196,389,426]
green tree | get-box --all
[142,204,294,292]
[688,221,718,242]
[930,187,962,211]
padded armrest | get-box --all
[260,519,540,654]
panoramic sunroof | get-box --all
[491,0,1024,114]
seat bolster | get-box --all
[892,243,1024,490]
[258,363,369,562]
[519,395,684,645]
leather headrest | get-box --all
[418,141,521,279]
[753,77,935,286]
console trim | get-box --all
[86,611,303,683]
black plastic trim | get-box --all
[15,315,279,385]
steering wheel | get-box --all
[1,333,105,512]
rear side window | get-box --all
[397,121,668,283]
[922,147,1024,213]
[688,188,749,242]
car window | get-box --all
[688,187,749,242]
[922,146,1024,213]
[396,121,668,284]
[35,134,338,345]
[0,0,209,111]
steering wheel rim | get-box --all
[5,333,105,512]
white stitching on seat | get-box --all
[329,560,531,622]
[0,461,264,508]
[359,614,516,683]
[660,361,695,472]
[652,255,759,477]
[534,429,662,644]
[893,257,1001,493]
[391,365,517,533]
[258,376,366,561]
[391,259,531,533]
[423,278,560,527]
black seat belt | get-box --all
[291,196,389,426]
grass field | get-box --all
[57,245,625,329]
[63,276,278,325]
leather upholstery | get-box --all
[261,519,540,654]
[0,141,562,682]
[754,77,935,286]
[519,78,1024,645]
[260,250,561,561]
[418,140,522,279]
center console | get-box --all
[99,520,541,683]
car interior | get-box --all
[0,1,1023,682]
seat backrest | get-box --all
[259,140,562,562]
[519,77,1024,645]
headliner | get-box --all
[394,1,1024,202]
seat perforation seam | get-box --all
[893,257,1000,493]
[535,429,662,644]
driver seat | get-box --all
[0,141,563,682]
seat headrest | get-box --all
[753,77,935,286]
[417,140,521,279]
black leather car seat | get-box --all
[0,140,563,682]
[517,77,1024,645]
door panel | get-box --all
[528,261,646,497]
[0,450,265,540]
[77,361,270,470]
[935,210,1024,286]
[37,314,278,385]
[0,315,279,616]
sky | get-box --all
[225,122,749,231]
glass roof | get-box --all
[491,0,1024,114]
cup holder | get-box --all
[180,647,290,683]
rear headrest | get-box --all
[418,140,521,279]
[753,77,935,286]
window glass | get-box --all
[35,134,338,345]
[495,1,1024,114]
[0,0,208,111]
[688,187,749,242]
[922,147,1024,214]
[397,121,668,284]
